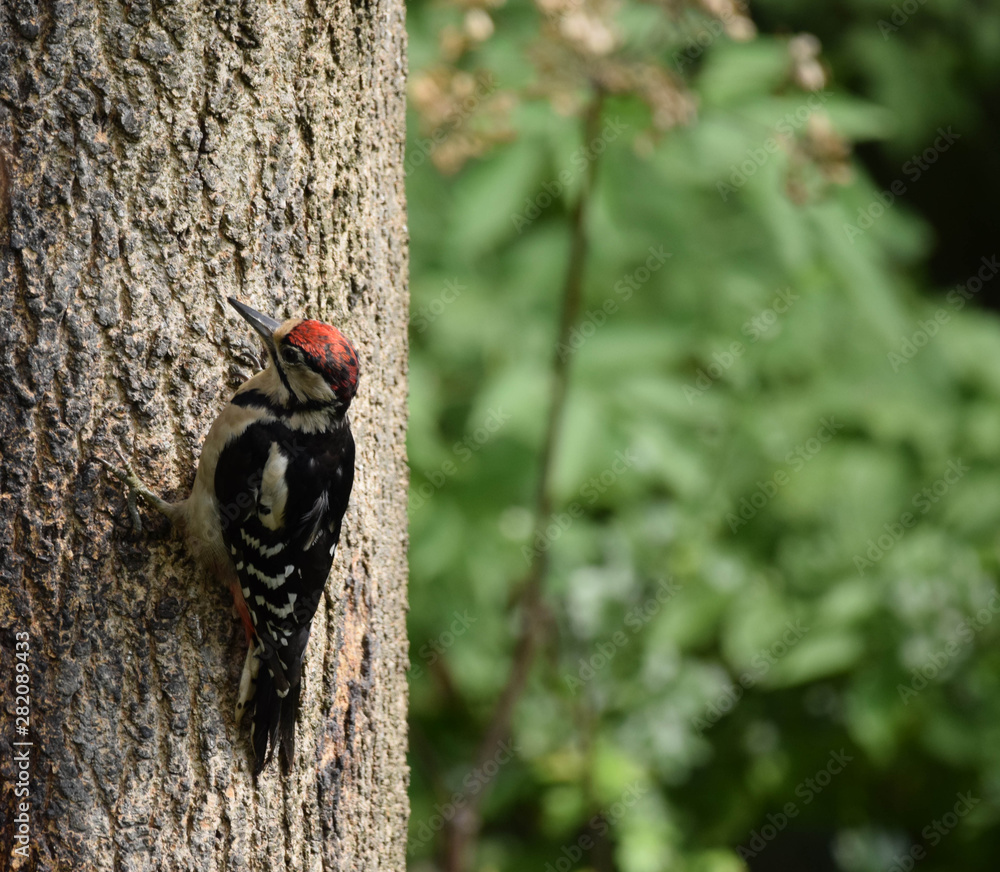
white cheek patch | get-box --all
[295,369,336,403]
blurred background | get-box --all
[404,1,1000,870]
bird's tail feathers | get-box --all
[249,653,302,775]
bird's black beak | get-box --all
[228,297,281,344]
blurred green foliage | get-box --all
[406,1,1000,870]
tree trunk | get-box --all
[0,1,409,870]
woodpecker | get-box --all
[101,297,359,774]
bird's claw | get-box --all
[97,450,147,534]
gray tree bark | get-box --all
[0,1,409,870]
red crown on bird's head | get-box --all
[286,320,360,406]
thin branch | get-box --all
[442,92,606,872]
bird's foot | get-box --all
[97,448,171,534]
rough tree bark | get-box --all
[0,1,409,870]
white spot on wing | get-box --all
[259,442,289,530]
[264,592,298,619]
[245,562,292,589]
[301,491,329,550]
[241,527,285,556]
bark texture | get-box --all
[0,1,409,870]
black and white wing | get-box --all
[215,417,355,772]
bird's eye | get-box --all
[281,346,302,364]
